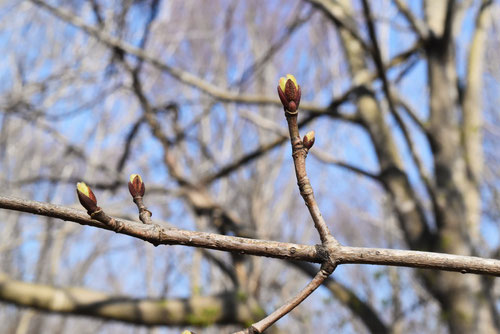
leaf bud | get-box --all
[128,173,145,197]
[303,130,315,149]
[277,74,301,114]
[76,182,99,214]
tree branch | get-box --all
[393,0,431,40]
[442,0,457,46]
[310,149,380,182]
[0,272,260,327]
[334,0,432,250]
[462,0,493,185]
[239,264,334,333]
[200,43,420,185]
[0,195,498,276]
[291,261,389,334]
[335,246,500,276]
[235,7,314,88]
[284,109,336,245]
[0,195,320,263]
[305,0,372,53]
[29,0,316,112]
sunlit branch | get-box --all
[291,261,389,334]
[310,149,380,182]
[0,195,320,263]
[238,264,334,334]
[1,195,500,276]
[0,272,258,327]
[30,0,315,111]
[305,0,372,53]
[393,0,431,40]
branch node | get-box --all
[89,209,103,220]
[298,176,313,196]
[315,244,330,263]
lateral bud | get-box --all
[76,182,100,214]
[303,130,315,149]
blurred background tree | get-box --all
[0,0,499,333]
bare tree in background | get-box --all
[0,0,499,333]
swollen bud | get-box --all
[277,74,301,114]
[76,182,99,214]
[303,130,315,149]
[128,173,145,197]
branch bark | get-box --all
[240,264,334,334]
[291,261,389,334]
[0,273,261,327]
[0,195,320,263]
[2,192,500,276]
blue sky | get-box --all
[0,0,497,332]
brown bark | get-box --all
[0,272,263,327]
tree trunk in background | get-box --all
[335,0,497,332]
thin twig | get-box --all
[291,261,389,334]
[361,0,436,236]
[29,0,309,110]
[393,0,431,40]
[284,110,337,246]
[132,196,152,225]
[200,43,419,186]
[393,91,427,132]
[310,149,380,181]
[29,0,418,120]
[305,0,372,54]
[237,264,334,334]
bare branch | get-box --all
[392,91,427,132]
[28,0,315,111]
[462,0,493,184]
[310,149,380,181]
[199,43,421,186]
[200,91,356,185]
[336,246,500,276]
[116,116,145,173]
[1,195,499,277]
[283,108,336,245]
[442,0,457,45]
[239,264,334,333]
[0,195,320,263]
[389,104,437,207]
[393,0,431,40]
[0,272,258,327]
[305,0,372,53]
[291,261,389,334]
[235,7,314,88]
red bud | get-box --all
[76,182,99,214]
[128,174,145,197]
[277,74,301,114]
[303,131,315,149]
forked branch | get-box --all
[1,74,500,333]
